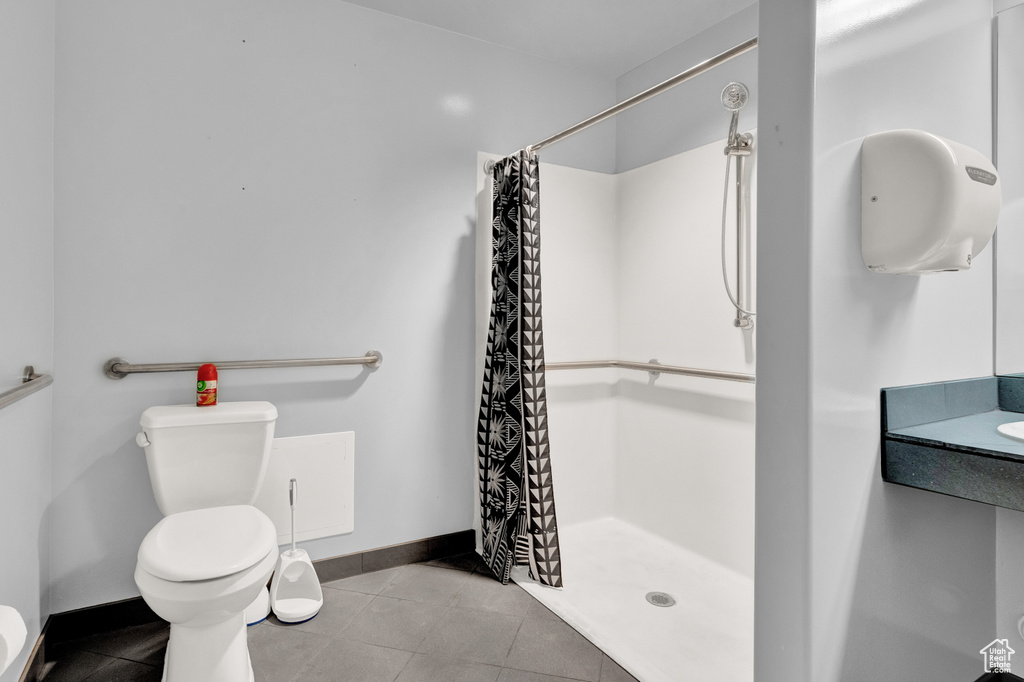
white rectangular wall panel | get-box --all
[255,432,354,545]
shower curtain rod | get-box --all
[485,36,757,170]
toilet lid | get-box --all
[138,505,277,582]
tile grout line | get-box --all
[386,646,416,682]
[501,613,528,670]
[329,562,527,675]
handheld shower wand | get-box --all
[720,83,754,330]
[721,82,749,147]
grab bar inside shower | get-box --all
[103,351,383,379]
[0,366,54,410]
[546,359,754,384]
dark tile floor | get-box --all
[41,553,639,682]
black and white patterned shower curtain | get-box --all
[477,150,562,588]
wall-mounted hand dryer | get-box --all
[861,129,1001,274]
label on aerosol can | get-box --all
[197,363,218,406]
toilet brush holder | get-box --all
[269,548,323,623]
[269,478,323,624]
[244,585,271,626]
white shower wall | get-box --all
[615,140,756,578]
[476,135,756,578]
[533,164,620,528]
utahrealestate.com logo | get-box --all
[980,638,1015,673]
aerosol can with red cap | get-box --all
[196,364,217,406]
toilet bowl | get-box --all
[135,401,280,680]
[135,505,277,682]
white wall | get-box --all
[0,0,55,678]
[615,139,756,578]
[754,0,814,675]
[813,2,996,678]
[997,508,1024,649]
[531,3,760,580]
[22,5,1013,680]
[994,1,1024,649]
[757,0,998,679]
[995,2,1024,375]
[529,164,620,529]
[608,3,759,578]
[493,134,758,578]
[51,0,616,613]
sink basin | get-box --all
[997,421,1024,443]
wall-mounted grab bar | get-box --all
[0,366,54,410]
[546,359,754,384]
[104,351,383,379]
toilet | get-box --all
[134,401,279,682]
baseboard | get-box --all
[16,622,46,682]
[36,528,475,658]
[313,528,475,581]
[45,594,162,647]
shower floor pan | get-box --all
[512,517,753,682]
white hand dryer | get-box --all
[861,129,1001,274]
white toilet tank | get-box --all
[139,401,278,515]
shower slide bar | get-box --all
[484,35,757,172]
[546,359,754,384]
[0,366,54,411]
[103,351,383,379]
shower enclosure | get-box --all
[475,40,757,682]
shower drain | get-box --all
[645,591,676,607]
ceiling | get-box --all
[342,0,755,79]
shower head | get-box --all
[721,82,749,111]
[722,82,749,147]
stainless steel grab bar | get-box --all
[0,366,54,410]
[104,351,383,379]
[545,359,754,384]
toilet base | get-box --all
[244,586,271,626]
[161,612,253,682]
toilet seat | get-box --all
[138,505,277,582]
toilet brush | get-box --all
[269,479,324,623]
[289,479,297,553]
